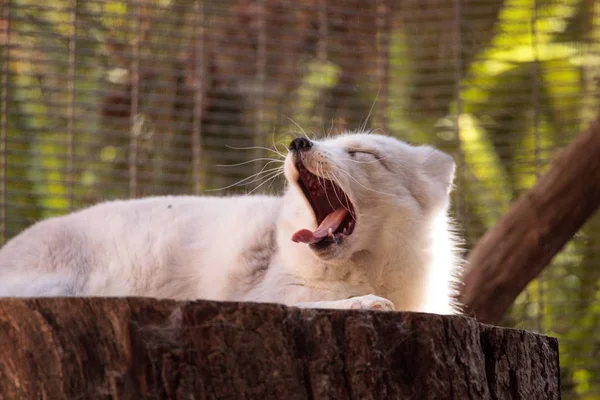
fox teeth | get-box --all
[328,228,333,237]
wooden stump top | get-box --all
[0,298,560,399]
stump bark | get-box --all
[0,298,559,399]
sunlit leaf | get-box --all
[458,114,512,228]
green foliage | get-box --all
[293,60,342,134]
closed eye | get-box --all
[348,150,376,157]
[347,149,392,171]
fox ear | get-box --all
[419,146,456,194]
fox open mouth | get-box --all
[291,161,356,246]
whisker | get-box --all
[216,158,284,168]
[246,171,285,195]
[369,127,386,135]
[274,142,290,158]
[327,118,339,138]
[225,169,284,195]
[326,171,343,204]
[270,136,289,159]
[282,114,312,140]
[205,165,283,192]
[317,164,337,213]
[242,167,284,186]
[325,171,344,207]
[265,171,283,192]
[225,144,286,158]
[359,88,381,133]
[326,171,356,220]
[315,163,326,194]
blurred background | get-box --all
[0,0,598,397]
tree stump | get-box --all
[0,298,559,399]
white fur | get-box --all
[0,133,462,314]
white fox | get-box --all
[0,133,462,314]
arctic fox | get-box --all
[0,133,462,314]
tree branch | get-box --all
[459,113,600,324]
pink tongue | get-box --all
[291,208,350,244]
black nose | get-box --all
[289,137,313,151]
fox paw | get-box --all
[348,294,395,311]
